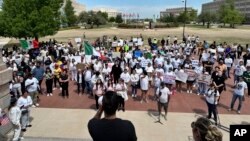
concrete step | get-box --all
[24,137,92,141]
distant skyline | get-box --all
[78,0,213,18]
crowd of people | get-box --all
[2,34,249,141]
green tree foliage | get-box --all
[160,14,176,23]
[115,15,123,23]
[77,11,108,28]
[109,17,116,23]
[177,12,189,23]
[219,0,244,27]
[189,9,197,21]
[198,12,217,28]
[64,0,77,27]
[0,0,63,38]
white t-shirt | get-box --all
[135,68,143,75]
[25,78,39,93]
[172,59,181,68]
[93,63,102,72]
[164,63,173,73]
[234,81,248,96]
[156,87,171,103]
[225,58,233,68]
[17,96,33,108]
[120,73,131,83]
[155,57,164,66]
[234,65,246,76]
[145,66,154,73]
[155,68,164,75]
[206,89,220,104]
[102,67,111,76]
[140,75,149,90]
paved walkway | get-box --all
[23,108,250,141]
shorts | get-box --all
[187,80,195,84]
[158,101,168,110]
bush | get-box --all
[155,23,179,28]
[118,23,179,29]
[118,24,144,29]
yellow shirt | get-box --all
[54,68,62,78]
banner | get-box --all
[175,71,188,83]
[75,38,82,43]
[163,74,176,84]
[137,38,143,46]
[140,59,148,68]
[128,42,134,46]
[76,63,85,70]
[112,42,118,47]
[71,56,82,63]
[198,74,211,84]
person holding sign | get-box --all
[185,65,197,94]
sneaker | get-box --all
[237,110,241,114]
[187,90,189,93]
[190,90,193,94]
[19,137,24,140]
[35,103,39,107]
[31,105,36,108]
[47,94,49,96]
[50,93,53,96]
[140,100,143,104]
[60,88,62,90]
[197,93,200,95]
[53,88,57,90]
[134,95,137,98]
[228,108,232,111]
[132,94,134,97]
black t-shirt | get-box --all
[88,118,137,141]
[213,76,225,86]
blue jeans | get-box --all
[85,81,93,95]
[198,82,207,94]
[230,94,243,111]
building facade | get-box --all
[160,7,197,18]
[202,0,250,21]
[93,8,122,18]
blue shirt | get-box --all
[32,67,45,81]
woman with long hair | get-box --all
[8,98,23,141]
[45,67,54,96]
[105,79,115,91]
[93,79,105,109]
[191,117,222,141]
[185,65,197,94]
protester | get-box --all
[17,92,33,132]
[8,98,23,141]
[93,79,105,109]
[44,67,53,96]
[32,61,45,94]
[228,76,247,114]
[115,79,128,111]
[76,69,85,95]
[156,82,171,121]
[140,71,149,103]
[88,91,137,141]
[59,69,69,98]
[25,73,39,107]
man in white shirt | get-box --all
[154,54,164,67]
[234,61,246,84]
[17,92,33,132]
[93,60,102,72]
[84,66,93,95]
[25,73,39,107]
[156,82,171,121]
[229,76,247,114]
[120,69,131,84]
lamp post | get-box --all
[182,0,187,41]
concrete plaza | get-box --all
[23,108,250,141]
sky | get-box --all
[78,0,213,18]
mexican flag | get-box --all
[84,42,100,57]
[19,40,29,50]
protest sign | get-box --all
[74,38,81,43]
[175,72,188,83]
[198,74,211,84]
[140,59,148,68]
[112,42,118,47]
[192,60,199,67]
[163,74,176,84]
[112,52,121,58]
[71,56,82,63]
[133,38,138,43]
[128,42,134,46]
[76,63,85,70]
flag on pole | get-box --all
[32,39,39,49]
[84,42,100,57]
[19,40,29,50]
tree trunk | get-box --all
[207,22,210,28]
[202,20,205,26]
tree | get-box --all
[78,12,89,24]
[198,12,217,28]
[177,12,189,23]
[189,9,197,21]
[115,15,123,23]
[160,14,176,23]
[109,17,115,23]
[64,0,77,27]
[0,0,63,38]
[219,0,244,27]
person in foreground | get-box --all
[191,117,223,141]
[88,91,137,141]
